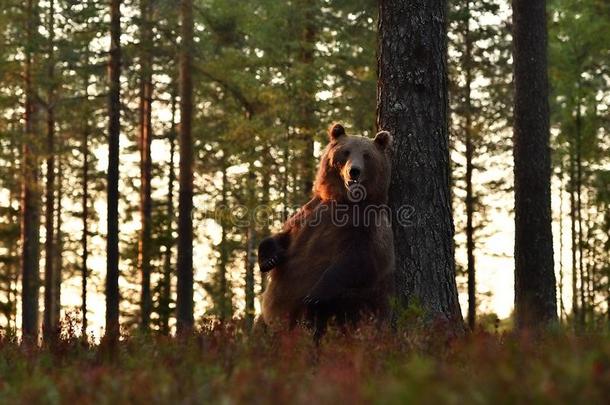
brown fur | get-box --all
[260,124,395,334]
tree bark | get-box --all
[377,0,463,331]
[21,0,41,343]
[176,0,194,334]
[43,0,57,343]
[512,0,557,329]
[138,0,154,331]
[105,0,122,342]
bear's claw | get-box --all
[303,295,320,306]
[258,236,287,272]
[259,255,282,273]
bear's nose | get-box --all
[349,167,361,180]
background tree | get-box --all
[21,0,42,342]
[137,0,154,331]
[106,0,122,342]
[176,0,195,334]
[512,0,557,329]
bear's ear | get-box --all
[374,130,392,150]
[328,123,346,141]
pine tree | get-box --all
[377,0,463,331]
[176,0,195,334]
[512,0,557,329]
[105,0,122,342]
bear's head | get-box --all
[313,123,393,204]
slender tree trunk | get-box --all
[21,0,41,343]
[105,0,122,342]
[53,158,62,331]
[244,170,256,328]
[512,0,557,329]
[569,141,578,328]
[558,161,565,322]
[160,91,177,335]
[260,147,272,292]
[81,108,90,338]
[43,0,57,343]
[138,0,153,331]
[377,0,463,332]
[575,100,585,329]
[176,0,194,334]
[218,163,229,321]
[463,1,476,331]
[298,0,316,202]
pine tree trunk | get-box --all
[575,101,585,329]
[138,0,153,331]
[244,171,256,328]
[377,0,463,332]
[105,0,122,342]
[260,147,272,292]
[43,0,57,343]
[81,108,90,338]
[160,91,177,335]
[297,0,316,202]
[558,161,565,322]
[569,143,578,328]
[176,0,195,334]
[218,164,229,321]
[512,0,557,329]
[21,0,41,342]
[463,0,476,331]
[53,158,62,331]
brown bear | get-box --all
[258,123,394,338]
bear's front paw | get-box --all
[258,237,286,273]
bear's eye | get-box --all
[343,150,350,158]
[363,153,371,160]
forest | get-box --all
[0,0,609,403]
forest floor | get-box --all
[1,319,609,404]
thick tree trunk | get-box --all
[160,91,177,335]
[176,0,195,334]
[512,0,557,329]
[105,0,122,342]
[377,0,463,332]
[43,0,57,343]
[21,0,41,342]
[138,0,153,331]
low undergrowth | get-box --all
[0,321,609,404]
